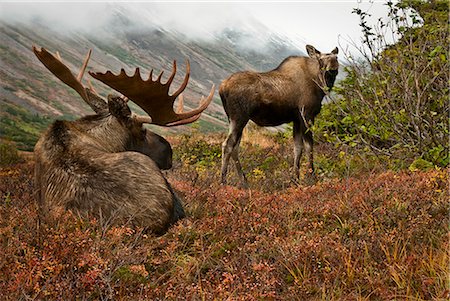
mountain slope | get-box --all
[0,7,306,150]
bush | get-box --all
[0,102,52,151]
[315,0,449,167]
[0,141,23,166]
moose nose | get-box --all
[325,69,338,77]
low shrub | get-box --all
[0,140,23,166]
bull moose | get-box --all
[220,45,339,186]
[33,46,214,234]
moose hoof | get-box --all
[304,173,317,186]
[239,181,249,189]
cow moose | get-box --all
[220,45,339,187]
[33,46,214,234]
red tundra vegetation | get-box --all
[0,134,448,300]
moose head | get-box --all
[306,45,339,90]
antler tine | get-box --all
[156,70,164,82]
[176,93,184,114]
[171,60,190,99]
[131,113,152,124]
[87,78,97,94]
[77,49,92,81]
[134,67,143,81]
[148,69,154,81]
[165,84,215,127]
[165,60,177,87]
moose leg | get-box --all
[303,128,316,184]
[231,136,248,187]
[221,120,247,185]
[293,120,304,181]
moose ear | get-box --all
[331,47,339,55]
[107,94,131,119]
[306,45,321,58]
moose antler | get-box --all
[32,46,109,114]
[89,61,215,126]
[33,46,214,126]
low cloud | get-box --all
[0,3,113,32]
[0,1,393,55]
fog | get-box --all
[0,1,392,54]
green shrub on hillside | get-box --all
[0,141,23,166]
[0,102,52,151]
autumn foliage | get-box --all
[1,132,448,300]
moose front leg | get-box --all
[303,128,316,185]
[298,109,317,185]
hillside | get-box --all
[0,5,305,151]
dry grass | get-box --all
[1,132,448,300]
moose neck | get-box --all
[75,114,133,153]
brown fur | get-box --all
[220,45,339,186]
[34,97,184,234]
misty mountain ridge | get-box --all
[1,4,309,149]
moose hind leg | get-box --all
[231,136,248,188]
[293,120,304,181]
[221,120,247,185]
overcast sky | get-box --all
[0,1,392,55]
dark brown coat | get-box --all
[220,45,339,186]
[32,46,214,233]
[34,101,183,233]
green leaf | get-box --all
[408,158,434,172]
